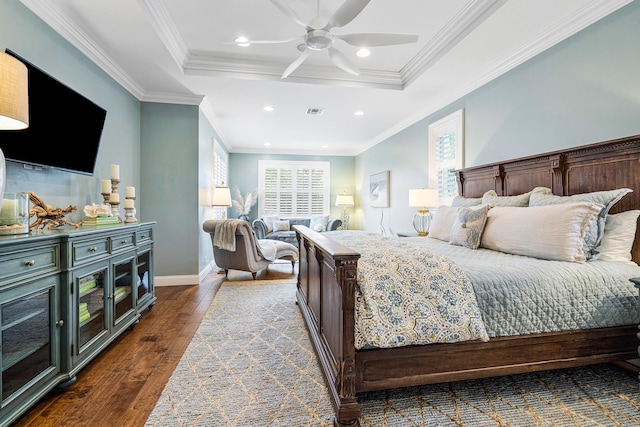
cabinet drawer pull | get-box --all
[140,234,147,239]
[121,239,128,244]
[89,247,98,252]
[24,259,35,266]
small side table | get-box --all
[628,277,640,382]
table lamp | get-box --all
[409,188,438,236]
[0,52,29,204]
[335,194,354,230]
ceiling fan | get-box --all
[246,0,419,78]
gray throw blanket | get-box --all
[213,219,246,251]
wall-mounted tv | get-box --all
[0,49,107,176]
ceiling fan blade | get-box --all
[326,0,370,29]
[335,33,419,47]
[281,49,312,79]
[328,47,360,76]
[269,0,308,28]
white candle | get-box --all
[0,199,18,219]
[110,164,120,180]
[101,179,111,194]
[125,199,135,208]
[109,192,120,203]
[126,186,135,198]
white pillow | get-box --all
[427,205,459,242]
[451,195,482,207]
[262,215,279,233]
[309,214,329,232]
[449,205,490,249]
[529,188,632,259]
[596,210,640,263]
[482,187,551,207]
[480,202,603,263]
[272,219,290,232]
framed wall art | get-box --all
[369,170,390,208]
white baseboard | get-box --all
[155,275,200,286]
[155,261,218,287]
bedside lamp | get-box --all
[0,52,29,204]
[335,193,354,230]
[409,188,438,236]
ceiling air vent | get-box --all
[305,107,324,115]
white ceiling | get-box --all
[20,0,632,156]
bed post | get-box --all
[334,256,360,427]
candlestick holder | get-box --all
[101,192,110,205]
[124,197,138,223]
[110,178,120,195]
[110,201,122,222]
[109,178,122,222]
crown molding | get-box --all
[20,0,146,100]
[402,0,508,87]
[184,50,405,89]
[141,91,204,105]
[137,0,189,71]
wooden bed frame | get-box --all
[294,134,640,427]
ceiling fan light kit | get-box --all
[242,0,419,79]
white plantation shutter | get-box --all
[259,160,330,217]
[428,109,464,206]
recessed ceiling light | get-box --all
[264,142,271,146]
[263,105,274,112]
[234,36,250,47]
[322,145,329,149]
[354,110,364,116]
[356,48,370,58]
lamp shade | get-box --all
[335,194,354,206]
[409,188,438,208]
[0,52,29,130]
[211,184,232,207]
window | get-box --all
[213,139,228,218]
[258,160,330,217]
[428,109,464,206]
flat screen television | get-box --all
[0,49,107,175]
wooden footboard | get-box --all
[295,226,361,426]
[295,224,638,427]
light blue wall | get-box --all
[356,0,640,236]
[1,0,140,221]
[140,103,199,277]
[228,153,355,223]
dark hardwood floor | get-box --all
[11,263,297,427]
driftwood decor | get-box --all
[28,191,81,230]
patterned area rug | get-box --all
[145,281,640,427]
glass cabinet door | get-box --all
[112,255,135,325]
[77,267,107,350]
[1,285,56,401]
[136,246,153,308]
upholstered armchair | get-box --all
[203,219,298,279]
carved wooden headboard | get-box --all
[455,134,640,263]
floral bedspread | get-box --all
[326,231,489,349]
